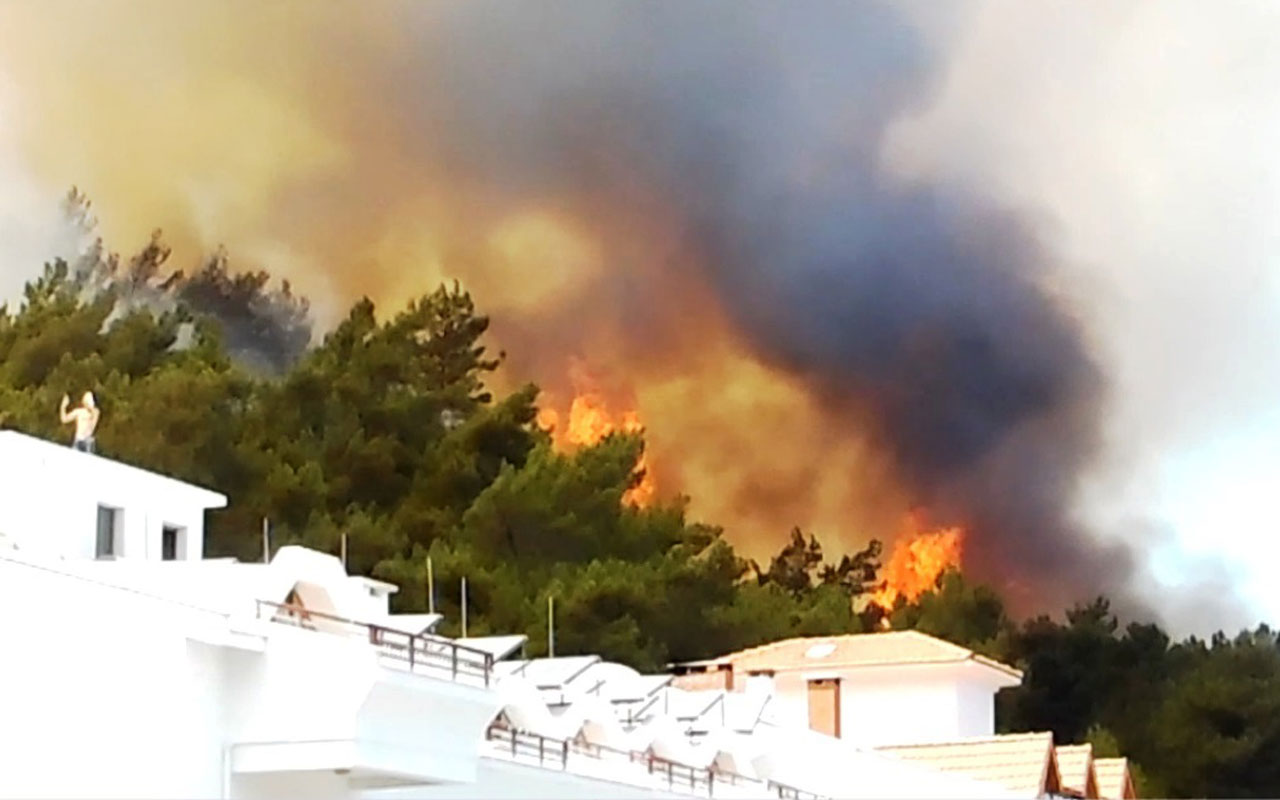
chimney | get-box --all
[746,670,775,697]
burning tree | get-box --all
[871,514,965,617]
[535,360,655,508]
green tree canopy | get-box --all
[2,219,1277,797]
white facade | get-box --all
[0,432,1032,800]
[825,662,1013,746]
[0,430,226,561]
[672,633,1021,748]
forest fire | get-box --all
[536,377,656,508]
[0,1,1157,619]
[870,517,964,615]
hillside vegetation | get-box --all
[2,244,1278,798]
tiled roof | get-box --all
[1094,757,1137,799]
[1055,744,1095,797]
[678,630,1022,679]
[877,732,1060,798]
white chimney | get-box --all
[746,670,775,697]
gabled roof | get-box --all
[675,630,1022,681]
[1094,757,1138,799]
[877,732,1061,799]
[1055,743,1098,798]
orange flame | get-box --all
[870,515,964,613]
[537,368,655,507]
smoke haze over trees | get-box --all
[56,188,312,374]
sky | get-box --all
[886,2,1280,629]
[0,1,1277,634]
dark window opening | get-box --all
[96,505,119,558]
[161,526,180,561]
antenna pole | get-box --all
[461,576,468,638]
[548,595,555,657]
[261,518,269,564]
[340,533,348,569]
[427,556,435,614]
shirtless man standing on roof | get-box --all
[60,391,100,453]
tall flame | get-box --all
[870,514,964,614]
[536,367,656,507]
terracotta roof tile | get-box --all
[679,630,1022,679]
[1055,743,1094,796]
[877,732,1059,798]
[1094,757,1136,799]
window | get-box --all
[161,525,183,561]
[95,505,120,558]
[807,677,841,738]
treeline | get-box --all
[1,245,1278,797]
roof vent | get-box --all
[805,643,836,659]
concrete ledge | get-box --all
[231,738,471,785]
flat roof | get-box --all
[0,430,227,508]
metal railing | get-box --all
[769,782,827,800]
[619,691,664,725]
[486,722,766,797]
[255,599,494,687]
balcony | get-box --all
[485,722,826,799]
[228,600,503,791]
[255,599,494,687]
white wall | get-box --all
[757,663,1003,747]
[0,555,685,800]
[364,758,694,800]
[841,675,962,746]
[0,551,500,800]
[955,678,997,739]
[0,431,224,562]
[0,555,231,799]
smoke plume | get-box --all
[2,0,1270,625]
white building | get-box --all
[669,630,1023,747]
[0,428,226,561]
[0,430,1133,799]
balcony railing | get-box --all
[255,599,494,687]
[768,782,826,800]
[486,722,820,798]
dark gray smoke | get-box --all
[58,189,312,375]
[364,1,1133,612]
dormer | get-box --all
[0,430,227,562]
